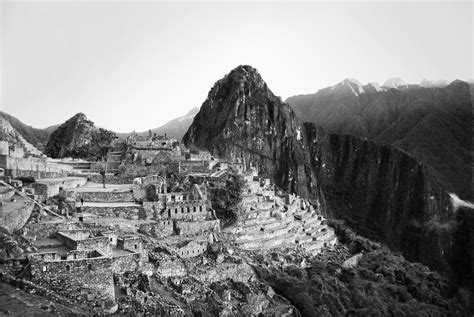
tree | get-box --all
[90,128,117,159]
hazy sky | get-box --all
[1,1,472,132]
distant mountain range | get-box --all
[0,107,199,156]
[286,78,472,200]
[0,111,57,152]
[116,107,199,140]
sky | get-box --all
[1,1,472,133]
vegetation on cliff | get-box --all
[208,172,245,227]
[254,223,473,316]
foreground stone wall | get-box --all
[29,256,115,301]
[0,155,73,178]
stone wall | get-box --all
[32,177,87,200]
[142,201,164,217]
[76,237,112,256]
[122,163,179,177]
[176,220,220,235]
[180,160,209,173]
[0,155,73,178]
[55,231,112,256]
[112,252,142,274]
[81,205,143,219]
[164,200,208,220]
[77,173,136,184]
[0,196,35,232]
[154,259,186,277]
[191,262,254,284]
[0,141,8,155]
[138,221,174,238]
[0,187,15,200]
[67,190,134,202]
[132,185,146,201]
[117,236,143,253]
[176,241,208,258]
[29,255,115,301]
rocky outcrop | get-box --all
[44,113,94,158]
[183,65,471,287]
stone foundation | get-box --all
[81,205,144,219]
[32,177,87,200]
[67,190,134,203]
[176,220,220,235]
[29,255,115,301]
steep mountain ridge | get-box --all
[0,111,55,152]
[0,115,43,156]
[183,65,472,287]
[286,79,472,199]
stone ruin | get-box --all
[223,175,337,254]
[28,229,148,306]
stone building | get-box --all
[28,229,147,305]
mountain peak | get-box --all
[336,78,364,95]
[222,65,265,89]
[383,77,407,88]
[183,65,293,154]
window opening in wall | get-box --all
[88,264,92,270]
[193,206,196,212]
[66,265,70,271]
[199,206,203,212]
[134,244,138,249]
